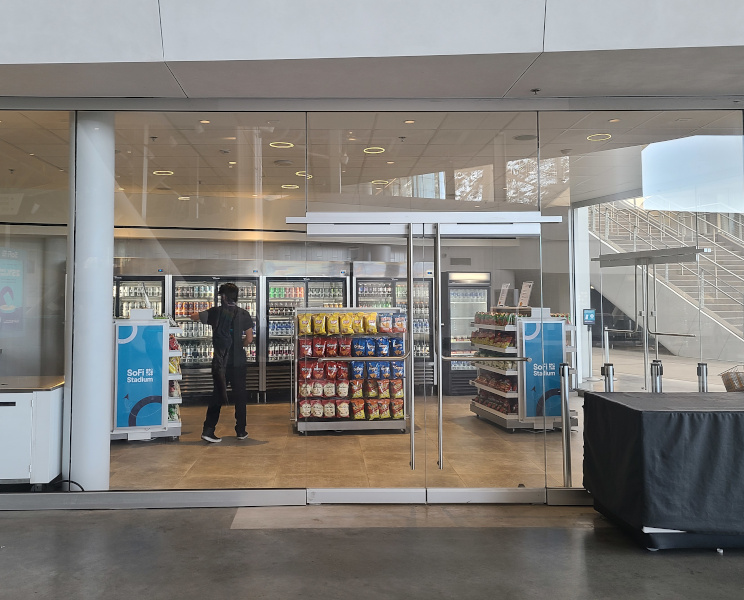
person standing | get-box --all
[190,282,254,443]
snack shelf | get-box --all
[471,323,517,331]
[470,380,519,399]
[168,350,182,357]
[168,373,182,380]
[472,343,517,354]
[474,363,519,376]
[297,420,406,433]
[167,396,182,405]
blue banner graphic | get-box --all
[522,320,564,418]
[116,324,164,428]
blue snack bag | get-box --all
[392,361,405,378]
[375,337,390,357]
[352,338,367,357]
[379,361,391,379]
[350,361,366,380]
[365,337,376,357]
[390,337,405,357]
[367,361,381,380]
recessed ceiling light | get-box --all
[386,161,395,164]
[270,141,294,148]
[404,120,415,124]
[513,134,538,141]
[371,179,390,185]
[178,196,190,201]
[200,120,210,124]
[224,136,237,140]
[252,194,258,197]
[587,133,612,142]
[608,118,620,123]
[229,161,237,165]
[29,153,35,156]
[152,170,174,176]
[295,171,312,179]
[364,147,385,154]
[281,184,300,189]
[348,137,357,141]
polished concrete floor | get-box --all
[1,505,742,600]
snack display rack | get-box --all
[293,307,409,433]
[469,309,575,432]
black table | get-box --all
[584,391,744,550]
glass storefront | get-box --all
[1,107,742,500]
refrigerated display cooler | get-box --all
[113,276,166,318]
[172,276,259,402]
[442,272,490,395]
[264,277,347,397]
[353,267,434,389]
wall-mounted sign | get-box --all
[583,309,596,326]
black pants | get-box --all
[203,362,248,434]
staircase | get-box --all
[588,202,744,337]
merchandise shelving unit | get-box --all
[293,307,408,434]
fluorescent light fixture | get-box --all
[270,141,294,148]
[152,170,174,176]
[387,161,395,164]
[364,147,385,154]
[199,120,210,124]
[229,161,237,165]
[178,196,190,201]
[404,120,415,124]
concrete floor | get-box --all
[1,505,742,600]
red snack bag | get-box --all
[336,399,350,419]
[391,398,404,419]
[299,361,313,380]
[350,380,364,399]
[298,337,313,357]
[391,379,404,399]
[312,361,326,380]
[378,398,391,419]
[322,398,336,417]
[393,313,407,333]
[336,380,349,398]
[325,362,338,381]
[338,337,352,356]
[377,379,390,399]
[365,379,378,398]
[379,313,393,333]
[298,399,312,418]
[325,337,338,357]
[351,399,366,420]
[298,382,312,398]
[337,362,349,380]
[313,337,327,358]
[310,398,324,417]
[366,398,380,420]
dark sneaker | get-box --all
[201,431,222,443]
[236,431,249,440]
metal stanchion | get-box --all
[697,363,709,393]
[559,363,573,488]
[650,359,663,393]
[603,327,610,365]
[601,363,615,392]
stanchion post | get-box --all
[650,359,663,393]
[601,363,615,392]
[603,327,610,365]
[697,363,708,393]
[559,363,573,488]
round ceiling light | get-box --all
[295,171,312,179]
[513,134,538,141]
[152,170,174,176]
[587,133,612,142]
[281,184,300,189]
[363,147,385,154]
[270,141,294,149]
[371,179,390,185]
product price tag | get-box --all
[497,283,510,307]
[517,281,533,307]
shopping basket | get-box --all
[719,365,744,392]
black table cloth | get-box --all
[584,392,744,536]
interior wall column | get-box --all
[63,111,115,491]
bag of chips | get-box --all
[323,381,336,398]
[391,398,404,419]
[336,399,350,419]
[299,337,313,357]
[364,379,378,398]
[325,337,338,357]
[327,313,340,335]
[313,337,327,357]
[366,398,380,420]
[337,362,349,380]
[351,399,366,420]
[393,313,407,333]
[366,361,381,380]
[350,361,365,380]
[352,313,365,334]
[323,398,336,418]
[298,382,312,398]
[390,337,405,357]
[298,314,312,335]
[352,338,367,357]
[299,361,313,380]
[298,399,312,418]
[379,313,392,333]
[378,398,391,419]
[350,380,364,399]
[311,380,325,397]
[313,314,327,335]
[379,362,391,379]
[391,379,404,399]
[336,380,349,398]
[375,337,390,357]
[311,361,325,380]
[340,313,354,335]
[378,379,390,399]
[365,312,378,334]
[365,338,376,357]
[338,337,352,356]
[310,398,324,417]
[325,361,338,381]
[392,361,405,379]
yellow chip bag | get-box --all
[340,313,354,335]
[352,312,365,334]
[365,312,378,334]
[313,314,327,335]
[327,313,340,335]
[298,314,312,335]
